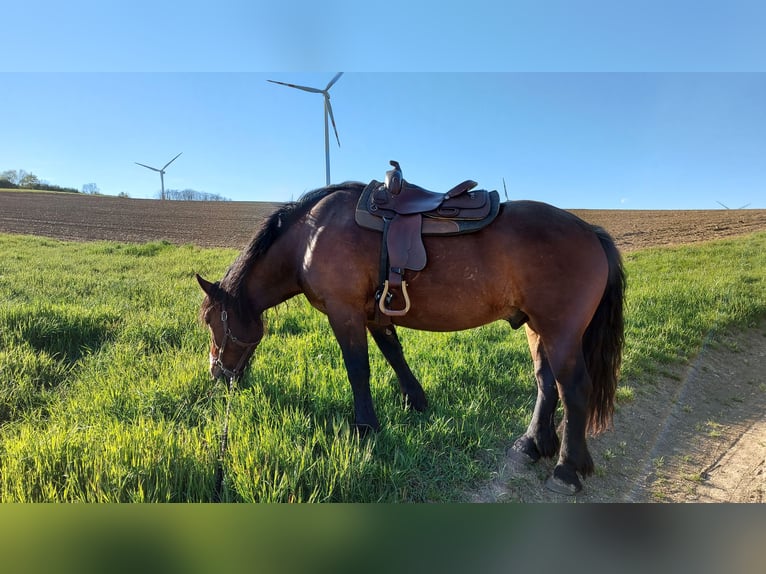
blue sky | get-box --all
[2,2,765,209]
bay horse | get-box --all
[197,182,625,494]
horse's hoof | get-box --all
[403,392,428,413]
[545,474,582,495]
[352,422,380,437]
[509,436,541,465]
[507,446,537,466]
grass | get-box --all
[0,231,764,502]
[620,233,766,382]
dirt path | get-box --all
[473,321,766,502]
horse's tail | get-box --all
[584,226,626,435]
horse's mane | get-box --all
[207,182,364,319]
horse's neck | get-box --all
[242,231,303,313]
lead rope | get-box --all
[211,308,257,501]
[214,375,237,502]
[373,216,393,325]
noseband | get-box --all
[211,309,259,380]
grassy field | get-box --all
[0,232,764,502]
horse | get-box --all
[196,182,625,494]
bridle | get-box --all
[210,308,259,381]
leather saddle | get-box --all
[355,160,501,318]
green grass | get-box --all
[0,231,764,502]
[620,234,766,382]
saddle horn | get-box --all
[385,160,403,196]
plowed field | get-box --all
[2,190,765,251]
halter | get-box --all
[211,308,259,381]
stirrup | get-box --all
[378,280,411,317]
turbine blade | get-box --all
[326,98,340,147]
[325,72,343,91]
[135,162,161,172]
[739,203,751,209]
[716,201,730,209]
[162,152,183,170]
[267,79,323,94]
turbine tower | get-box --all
[135,152,183,200]
[268,73,343,186]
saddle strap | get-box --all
[387,213,426,280]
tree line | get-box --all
[2,169,231,201]
[1,169,79,193]
[161,189,231,202]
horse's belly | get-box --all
[384,260,516,331]
[392,298,508,332]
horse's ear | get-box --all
[196,274,217,297]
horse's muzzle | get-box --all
[209,352,223,379]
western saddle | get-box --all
[355,160,500,319]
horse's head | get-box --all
[196,274,263,380]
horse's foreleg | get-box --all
[327,310,380,432]
[511,327,560,463]
[368,324,427,412]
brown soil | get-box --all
[0,191,281,249]
[2,191,765,252]
[2,190,766,503]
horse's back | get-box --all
[502,200,602,244]
[304,190,609,332]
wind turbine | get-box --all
[716,201,751,209]
[135,152,183,200]
[268,73,343,186]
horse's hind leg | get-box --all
[368,324,428,412]
[546,344,595,495]
[510,326,560,463]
